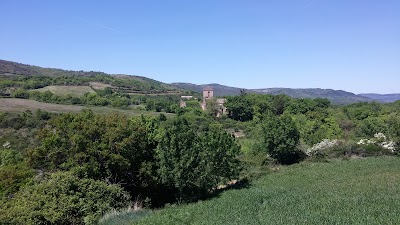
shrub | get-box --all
[262,114,305,164]
[0,171,130,225]
[309,141,395,159]
[0,163,34,198]
[12,89,30,99]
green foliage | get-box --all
[0,148,23,167]
[0,162,34,198]
[225,93,254,121]
[272,94,291,115]
[0,147,34,198]
[156,117,240,200]
[144,96,180,113]
[262,114,304,164]
[28,111,159,194]
[226,93,331,122]
[81,92,110,106]
[0,171,130,225]
[344,102,382,121]
[158,113,167,121]
[386,113,400,148]
[0,111,53,154]
[357,116,388,137]
[12,89,30,99]
[287,98,330,115]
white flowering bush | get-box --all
[2,141,11,149]
[357,139,375,145]
[357,133,396,153]
[306,139,338,156]
[374,132,386,141]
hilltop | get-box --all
[0,59,180,94]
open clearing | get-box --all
[0,98,173,117]
[35,85,95,97]
[89,82,113,90]
[101,157,400,225]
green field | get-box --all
[35,85,95,96]
[0,98,173,117]
[101,157,400,225]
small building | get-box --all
[203,86,214,101]
[200,87,227,117]
[216,98,227,117]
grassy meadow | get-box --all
[101,157,400,225]
[35,85,95,97]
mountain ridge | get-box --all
[2,59,399,104]
[358,93,400,103]
[171,83,399,104]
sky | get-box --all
[0,0,399,94]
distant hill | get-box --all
[2,60,396,104]
[171,83,257,96]
[0,59,180,93]
[0,59,108,77]
[358,93,400,103]
[253,88,373,105]
[171,83,374,105]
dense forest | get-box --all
[1,89,399,224]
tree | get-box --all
[156,117,240,200]
[262,114,304,164]
[272,94,291,115]
[225,95,253,121]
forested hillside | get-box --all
[0,60,196,113]
[254,88,372,104]
[0,59,179,93]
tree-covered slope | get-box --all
[0,59,179,93]
[254,88,373,104]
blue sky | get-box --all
[0,0,399,93]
